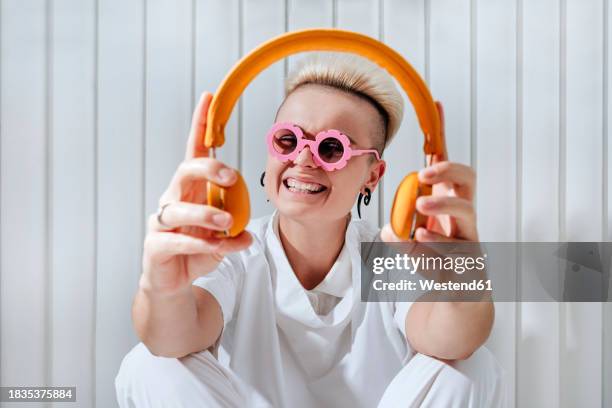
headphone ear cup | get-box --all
[390,172,432,241]
[206,172,251,238]
[390,173,419,240]
[413,183,432,234]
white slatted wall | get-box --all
[0,1,610,407]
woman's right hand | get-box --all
[141,92,253,296]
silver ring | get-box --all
[156,202,173,230]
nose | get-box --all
[293,144,318,168]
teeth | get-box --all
[286,178,325,193]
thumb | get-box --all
[185,91,213,160]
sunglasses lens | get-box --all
[272,128,298,155]
[318,137,344,163]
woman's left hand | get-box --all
[380,103,492,361]
[381,101,479,243]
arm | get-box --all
[132,279,223,358]
[382,102,492,361]
[405,300,494,361]
[133,91,250,359]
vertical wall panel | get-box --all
[520,1,561,242]
[382,0,426,227]
[518,0,561,406]
[145,0,193,217]
[475,0,517,242]
[429,0,472,165]
[605,308,611,408]
[195,0,241,365]
[96,0,144,406]
[562,0,604,407]
[336,0,379,35]
[288,0,333,29]
[50,0,96,406]
[475,1,518,407]
[242,0,284,219]
[287,0,333,72]
[604,0,612,245]
[336,0,381,226]
[1,1,612,405]
[195,0,240,168]
[0,0,48,388]
[605,2,612,406]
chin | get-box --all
[275,200,350,225]
[276,202,323,220]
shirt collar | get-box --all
[271,210,352,298]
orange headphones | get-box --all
[199,28,445,241]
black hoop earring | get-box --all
[357,187,372,219]
[260,171,270,202]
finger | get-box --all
[185,92,213,160]
[177,158,237,187]
[148,202,234,232]
[427,212,459,238]
[213,231,253,254]
[414,227,461,243]
[163,157,238,202]
[144,231,253,264]
[416,196,478,241]
[380,224,442,258]
[417,161,476,199]
[144,231,225,262]
[417,196,474,220]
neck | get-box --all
[278,212,350,290]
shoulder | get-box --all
[242,212,273,255]
[210,213,272,273]
[348,216,380,244]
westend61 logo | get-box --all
[361,242,612,302]
[371,253,487,275]
[361,241,494,302]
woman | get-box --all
[115,54,506,407]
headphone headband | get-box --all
[202,28,443,156]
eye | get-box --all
[318,137,344,163]
[272,129,298,154]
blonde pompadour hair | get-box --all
[283,52,404,153]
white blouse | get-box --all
[271,212,350,316]
[193,210,414,408]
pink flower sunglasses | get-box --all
[266,122,381,171]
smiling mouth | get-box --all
[283,177,327,194]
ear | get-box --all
[364,159,386,192]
